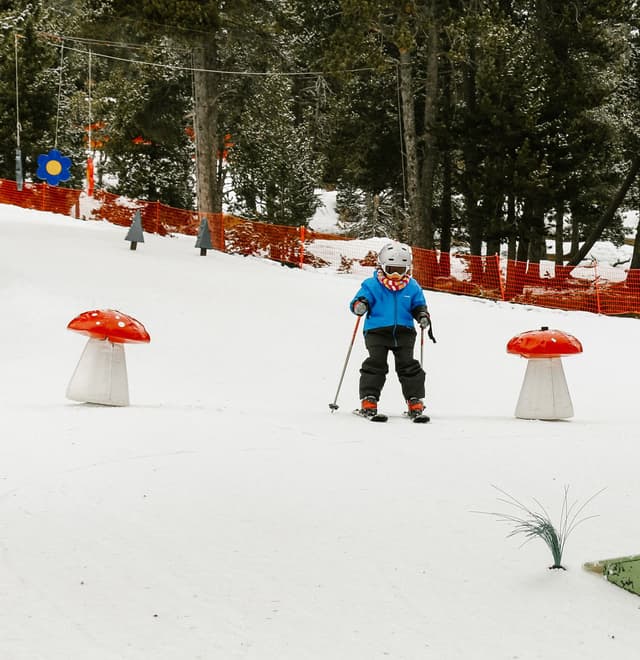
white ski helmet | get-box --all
[377,242,412,277]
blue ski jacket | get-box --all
[350,272,427,333]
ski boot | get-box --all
[359,396,379,418]
[407,397,426,419]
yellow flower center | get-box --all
[46,160,62,176]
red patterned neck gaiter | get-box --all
[377,268,411,291]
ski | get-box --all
[403,412,431,424]
[353,409,388,422]
[351,409,429,423]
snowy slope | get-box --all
[1,204,639,660]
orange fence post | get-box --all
[594,260,602,314]
[496,253,506,300]
[86,157,95,197]
[299,226,305,269]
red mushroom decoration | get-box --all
[507,326,583,420]
[507,327,582,360]
[66,309,150,406]
[67,309,150,344]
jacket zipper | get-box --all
[392,291,398,347]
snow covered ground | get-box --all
[1,203,640,660]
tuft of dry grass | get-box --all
[478,485,605,570]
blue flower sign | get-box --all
[36,149,72,186]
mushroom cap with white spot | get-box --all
[507,327,582,359]
[67,309,150,344]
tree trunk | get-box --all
[527,201,546,283]
[570,214,580,260]
[631,215,640,270]
[438,39,453,276]
[462,40,482,261]
[372,192,380,232]
[439,150,452,277]
[506,191,517,261]
[397,49,423,246]
[193,38,221,215]
[516,200,531,263]
[568,155,640,266]
[627,215,640,289]
[554,203,564,265]
[420,15,439,250]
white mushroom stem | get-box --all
[515,357,573,420]
[66,337,129,406]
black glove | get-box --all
[418,312,436,343]
[352,298,368,316]
[418,312,431,330]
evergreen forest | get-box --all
[2,0,640,268]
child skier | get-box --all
[350,242,434,419]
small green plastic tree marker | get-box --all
[195,216,213,256]
[125,211,145,250]
[584,555,640,596]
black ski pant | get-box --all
[359,326,425,401]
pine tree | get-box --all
[0,3,64,182]
[84,0,221,211]
[85,38,195,208]
[225,75,320,226]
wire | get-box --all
[39,31,190,53]
[88,49,93,153]
[14,34,20,149]
[190,50,201,214]
[396,63,407,208]
[54,42,65,149]
[35,32,376,78]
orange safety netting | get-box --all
[1,177,639,316]
[91,190,201,237]
[410,251,640,316]
[0,178,81,216]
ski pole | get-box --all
[420,320,436,368]
[329,315,361,412]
